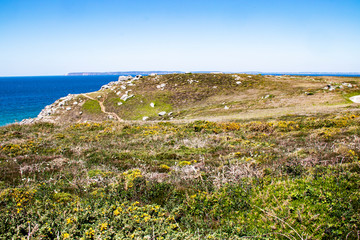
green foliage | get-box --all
[82,99,102,114]
[1,112,360,238]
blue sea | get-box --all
[0,75,123,126]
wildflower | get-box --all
[114,209,120,216]
[85,228,95,238]
[66,218,73,224]
[100,222,108,231]
[63,233,70,239]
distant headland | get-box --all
[66,71,360,77]
[66,71,184,76]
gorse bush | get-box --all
[0,112,360,239]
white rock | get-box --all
[350,95,360,103]
[97,95,102,99]
[73,102,78,105]
[158,111,166,116]
[342,83,353,88]
[236,81,241,85]
[101,84,110,90]
[168,112,173,115]
[247,75,252,78]
[108,115,114,119]
[134,75,142,80]
[224,106,229,110]
[150,102,155,108]
[117,102,123,106]
[120,94,128,101]
[118,76,131,81]
[234,76,242,81]
[143,116,149,121]
[66,107,72,111]
[79,111,83,115]
[213,86,217,89]
[121,85,126,90]
[156,83,166,89]
[120,94,134,101]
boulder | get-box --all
[342,83,353,88]
[158,111,166,116]
[120,94,134,101]
[118,76,131,81]
[156,83,166,89]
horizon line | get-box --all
[1,71,360,77]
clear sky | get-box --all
[0,0,359,76]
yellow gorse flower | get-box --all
[100,222,108,231]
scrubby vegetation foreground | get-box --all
[1,112,360,239]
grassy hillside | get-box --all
[1,74,360,239]
[31,73,360,124]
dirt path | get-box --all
[83,94,123,122]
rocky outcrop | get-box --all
[19,75,142,125]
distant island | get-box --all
[67,71,360,77]
[66,71,185,76]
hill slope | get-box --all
[22,73,360,124]
[1,73,360,239]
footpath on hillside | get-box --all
[83,94,123,122]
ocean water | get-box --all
[0,75,122,126]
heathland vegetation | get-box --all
[1,73,360,239]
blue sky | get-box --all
[0,0,359,76]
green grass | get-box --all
[82,99,102,114]
[342,90,360,103]
[105,92,173,120]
